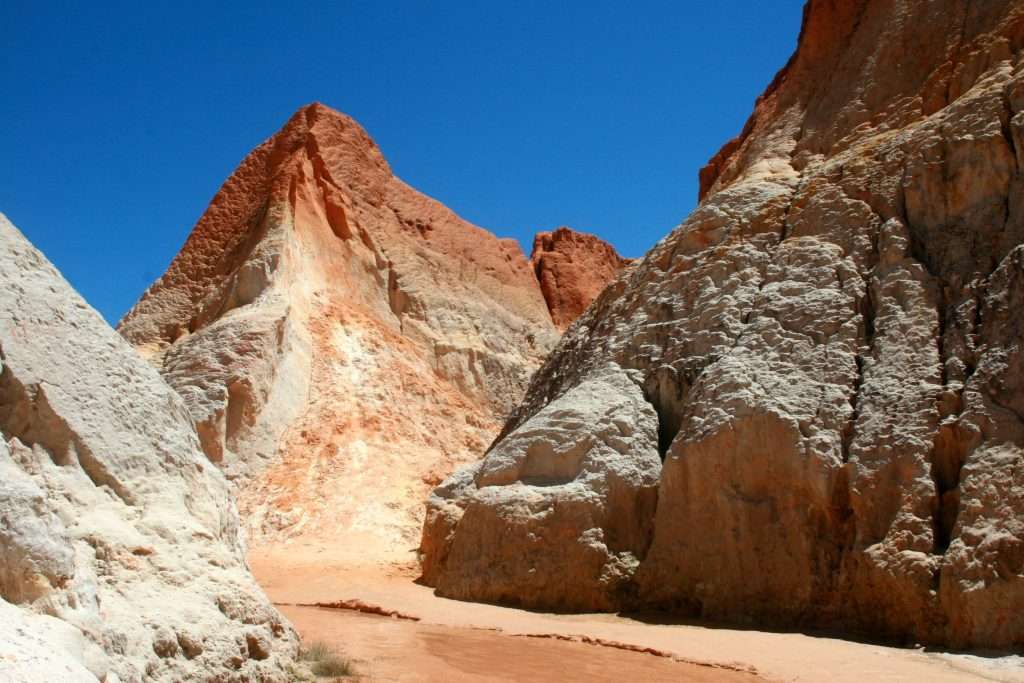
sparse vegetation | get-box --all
[299,640,355,678]
[299,640,333,663]
[311,654,354,677]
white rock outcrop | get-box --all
[0,214,297,681]
[422,363,661,610]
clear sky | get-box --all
[1,1,805,324]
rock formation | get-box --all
[0,215,297,681]
[118,104,625,564]
[531,227,632,331]
[422,0,1024,649]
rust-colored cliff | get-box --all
[119,104,624,572]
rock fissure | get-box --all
[842,353,866,465]
[641,372,685,463]
[999,95,1020,174]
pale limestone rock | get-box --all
[0,597,97,683]
[0,214,298,681]
[422,363,660,609]
[423,0,1024,649]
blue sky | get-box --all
[1,1,804,324]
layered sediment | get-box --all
[119,104,627,563]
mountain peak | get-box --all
[118,102,617,574]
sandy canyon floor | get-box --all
[251,545,1024,682]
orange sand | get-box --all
[252,546,1023,682]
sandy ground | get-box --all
[251,544,1024,682]
[282,606,757,682]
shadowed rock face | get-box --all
[118,105,623,563]
[0,215,297,682]
[422,0,1024,649]
[530,227,632,331]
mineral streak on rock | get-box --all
[118,104,624,563]
[0,215,297,682]
[422,0,1024,649]
[531,227,633,331]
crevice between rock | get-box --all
[641,365,688,462]
[930,420,971,555]
[928,287,980,555]
[841,280,875,464]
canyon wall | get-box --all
[118,104,627,563]
[422,0,1024,648]
[0,215,297,682]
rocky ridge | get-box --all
[118,104,627,564]
[0,215,297,682]
[531,227,633,331]
[422,0,1024,648]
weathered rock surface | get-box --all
[0,215,297,681]
[421,363,660,610]
[531,227,632,331]
[120,105,616,564]
[0,597,97,683]
[422,0,1024,649]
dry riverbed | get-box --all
[252,543,1024,682]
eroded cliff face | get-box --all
[0,215,297,682]
[422,0,1024,648]
[118,105,626,564]
[530,227,633,331]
